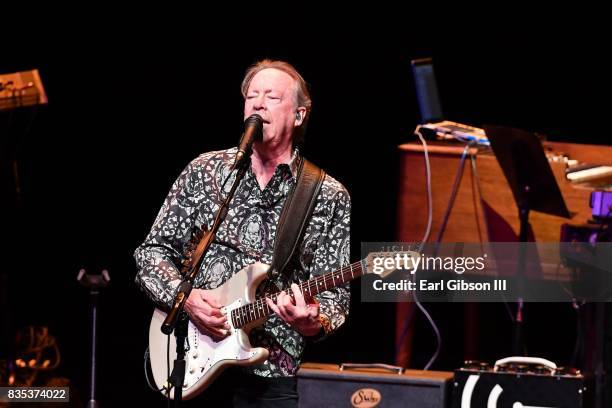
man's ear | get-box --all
[295,107,307,126]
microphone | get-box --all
[232,114,264,170]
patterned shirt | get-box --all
[134,147,351,377]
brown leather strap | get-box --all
[268,157,325,284]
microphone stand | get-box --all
[77,269,110,408]
[162,157,251,406]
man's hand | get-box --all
[184,289,229,340]
[266,283,322,337]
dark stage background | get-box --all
[2,24,610,405]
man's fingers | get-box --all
[281,291,294,308]
[277,292,290,317]
[291,283,306,308]
[308,303,319,318]
[203,314,227,327]
[266,289,320,329]
[186,301,228,330]
[199,297,223,317]
[190,316,229,338]
[184,290,231,338]
[188,301,226,323]
[202,325,229,339]
[266,297,281,315]
[204,303,224,318]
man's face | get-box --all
[244,68,300,146]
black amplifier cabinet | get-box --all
[297,362,453,408]
[452,360,591,408]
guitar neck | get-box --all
[230,260,366,329]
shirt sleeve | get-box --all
[310,186,351,337]
[134,160,203,309]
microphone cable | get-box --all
[398,126,474,370]
[412,125,441,371]
[395,125,441,370]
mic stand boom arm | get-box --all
[162,159,250,334]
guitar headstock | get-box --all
[364,250,421,278]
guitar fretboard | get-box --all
[230,260,365,329]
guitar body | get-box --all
[148,262,271,400]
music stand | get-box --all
[484,125,570,355]
[1,69,47,386]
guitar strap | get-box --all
[267,156,325,288]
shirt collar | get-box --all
[274,147,301,181]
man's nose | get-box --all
[252,95,266,110]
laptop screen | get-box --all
[411,58,443,123]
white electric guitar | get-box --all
[148,251,418,400]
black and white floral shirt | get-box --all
[134,147,351,377]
